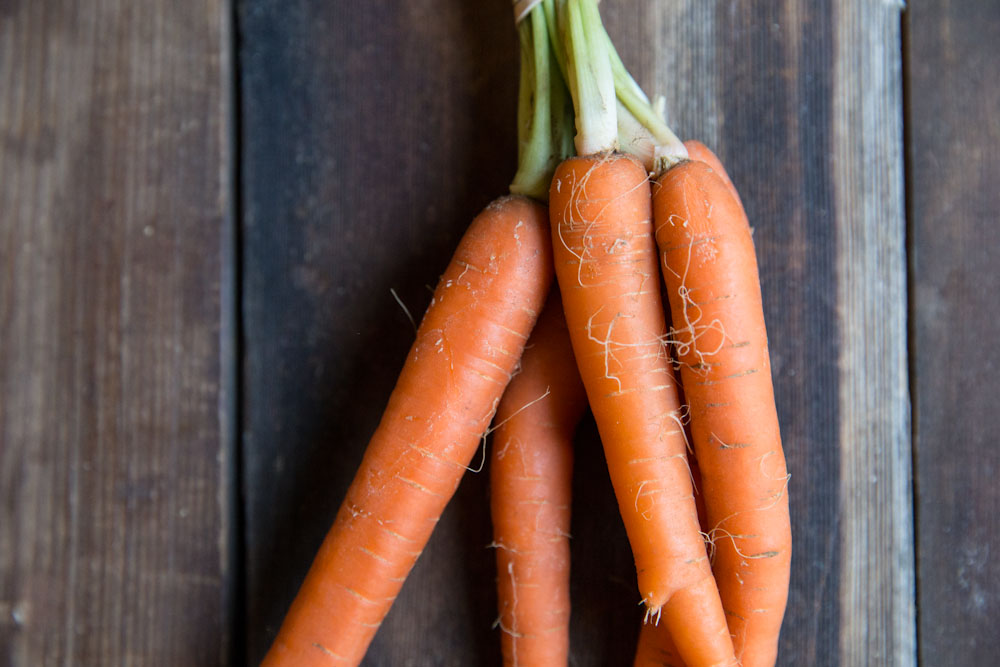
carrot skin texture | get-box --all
[261,195,553,667]
[688,445,708,532]
[653,159,792,667]
[634,456,707,667]
[681,141,744,215]
[634,143,739,667]
[549,153,736,667]
[490,289,586,667]
[635,620,687,667]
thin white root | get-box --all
[389,287,417,334]
[658,228,733,369]
[465,397,502,473]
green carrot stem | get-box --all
[563,0,617,155]
[596,22,687,172]
[510,5,574,199]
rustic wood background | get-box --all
[1,1,997,665]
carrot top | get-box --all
[538,0,687,171]
[509,3,575,200]
[560,0,618,154]
[599,23,687,173]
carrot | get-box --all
[544,2,735,663]
[549,152,735,667]
[490,289,586,666]
[635,620,687,667]
[633,452,707,667]
[681,141,744,215]
[590,11,790,658]
[261,195,553,666]
[653,156,791,667]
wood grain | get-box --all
[0,1,234,665]
[629,1,913,664]
[909,2,1000,664]
[833,2,914,664]
[7,0,998,664]
[633,3,850,663]
[239,1,523,664]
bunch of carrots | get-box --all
[262,1,790,665]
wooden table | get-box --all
[2,2,997,665]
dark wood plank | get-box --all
[909,3,1000,664]
[0,1,235,665]
[242,1,912,665]
[827,4,914,662]
[647,3,851,661]
[240,2,523,664]
[627,5,849,662]
[619,1,912,664]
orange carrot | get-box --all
[688,443,709,532]
[634,453,706,667]
[550,152,736,667]
[262,195,553,667]
[681,141,744,215]
[490,289,586,666]
[653,156,791,667]
[635,620,687,667]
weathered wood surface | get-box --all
[0,1,234,665]
[611,2,913,664]
[5,0,999,664]
[626,2,913,663]
[239,1,530,663]
[241,1,912,665]
[909,2,1000,665]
